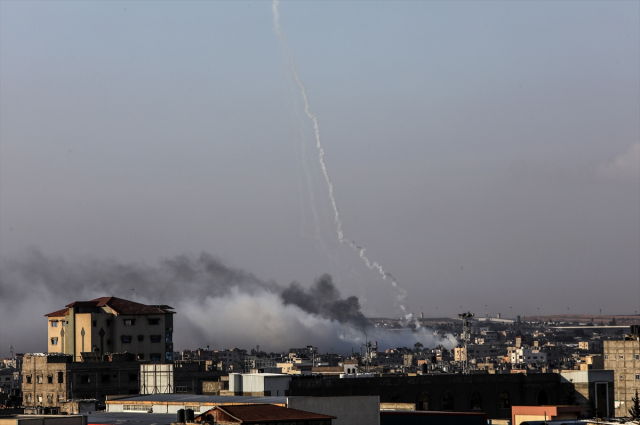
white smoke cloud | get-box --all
[0,249,456,356]
[598,142,640,182]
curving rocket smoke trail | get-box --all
[272,1,408,311]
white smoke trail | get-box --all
[272,1,408,309]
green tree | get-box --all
[629,389,640,419]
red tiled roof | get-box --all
[44,308,69,317]
[213,404,335,423]
[57,297,175,315]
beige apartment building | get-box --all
[603,328,640,417]
[45,297,175,362]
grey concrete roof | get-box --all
[87,412,177,425]
[107,394,287,405]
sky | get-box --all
[1,1,639,356]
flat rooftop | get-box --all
[87,412,176,425]
[106,394,287,406]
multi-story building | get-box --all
[45,297,175,362]
[603,327,640,417]
[508,348,547,365]
[21,353,140,410]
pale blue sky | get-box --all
[1,1,639,352]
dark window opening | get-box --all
[148,318,160,325]
[57,372,64,384]
[80,375,91,383]
[124,319,136,326]
[499,391,510,408]
[106,339,112,345]
[121,335,132,344]
[138,335,144,342]
[106,320,111,326]
[26,376,32,384]
[469,391,482,410]
[150,353,161,361]
[92,320,97,327]
[537,390,549,406]
[102,374,110,382]
[150,335,162,343]
[442,392,454,411]
[137,353,145,360]
[128,373,138,382]
[47,376,53,384]
[418,392,429,411]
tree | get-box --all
[609,317,617,326]
[414,342,424,353]
[563,384,578,406]
[629,389,640,420]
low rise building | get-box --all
[21,353,140,409]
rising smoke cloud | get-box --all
[0,249,455,355]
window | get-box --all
[138,335,144,342]
[185,406,201,412]
[51,338,58,346]
[51,321,58,327]
[635,374,639,380]
[620,355,624,360]
[499,391,510,408]
[92,320,97,327]
[121,335,132,344]
[124,319,136,326]
[150,335,162,343]
[418,392,430,411]
[441,392,454,410]
[124,404,148,411]
[57,372,64,384]
[106,339,112,345]
[148,318,160,325]
[106,320,111,326]
[47,394,53,403]
[47,376,53,384]
[128,373,137,382]
[469,391,482,410]
[58,394,64,402]
[80,375,91,383]
[636,355,639,360]
[102,374,110,383]
[62,321,67,327]
[26,394,32,403]
[37,395,43,403]
[37,376,43,384]
[605,354,608,360]
[137,353,145,360]
[150,353,161,361]
[26,375,32,384]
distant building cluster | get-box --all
[1,296,639,425]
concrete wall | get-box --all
[0,416,86,425]
[604,339,640,416]
[289,373,565,419]
[287,396,379,425]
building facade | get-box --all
[21,353,140,410]
[45,297,175,363]
[603,331,640,417]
